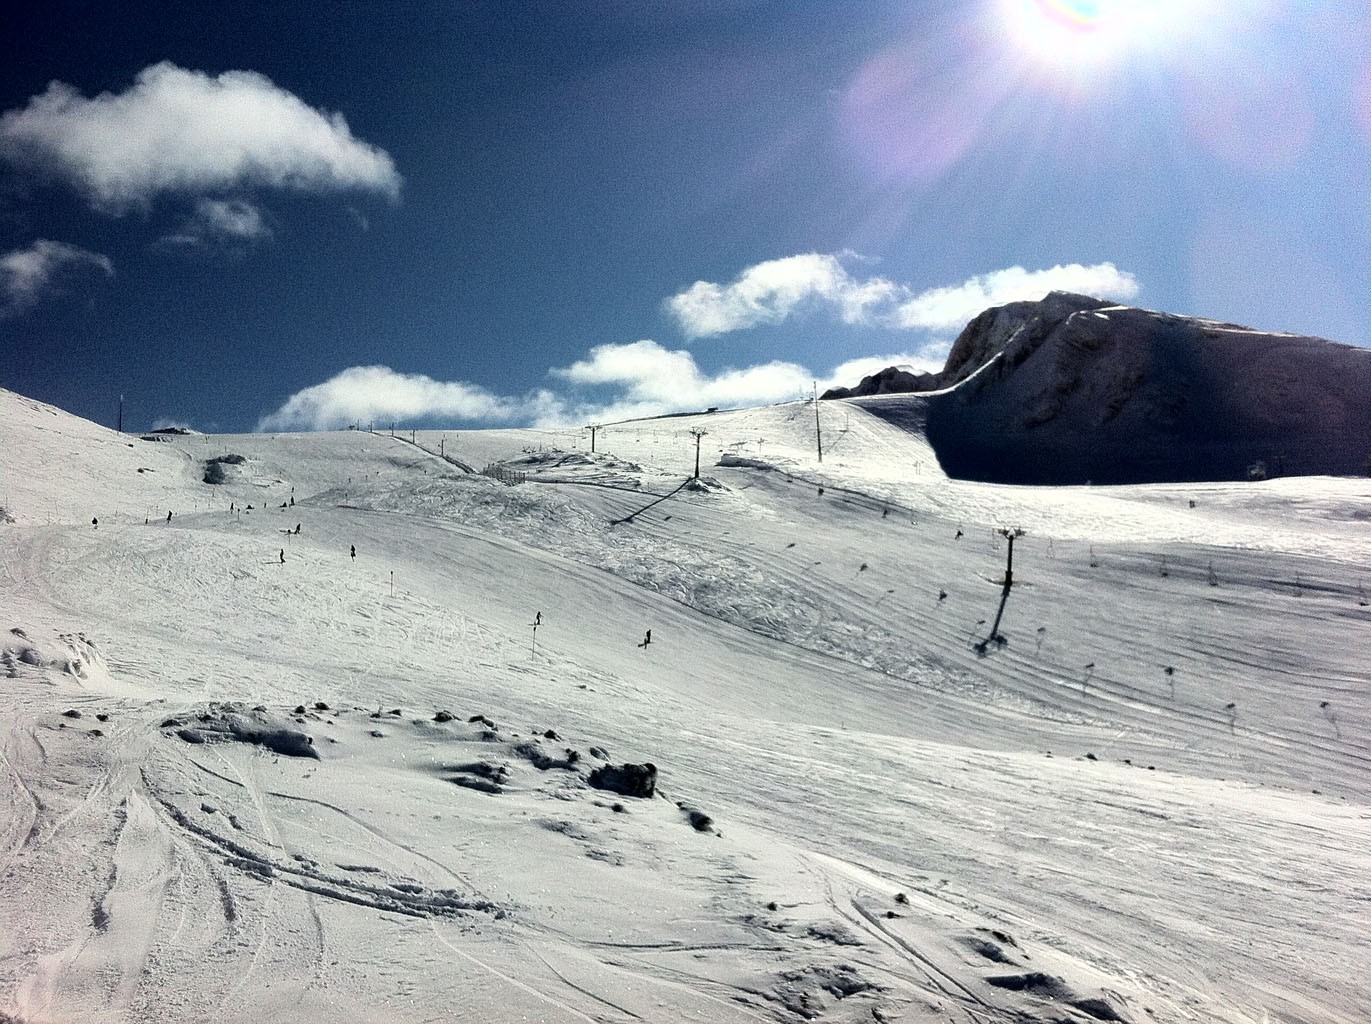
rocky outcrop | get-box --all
[840,293,1371,484]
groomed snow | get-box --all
[1,387,1368,1023]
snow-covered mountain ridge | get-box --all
[826,293,1371,484]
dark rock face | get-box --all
[837,292,1371,484]
[821,365,941,399]
[587,762,657,798]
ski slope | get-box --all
[1,386,1368,1024]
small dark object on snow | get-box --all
[89,729,104,737]
[433,710,455,723]
[767,901,779,911]
[938,589,947,601]
[96,713,109,722]
[62,708,82,719]
[1085,752,1097,761]
[294,704,307,714]
[678,802,714,832]
[588,761,657,798]
[314,701,329,711]
[543,729,559,740]
[894,892,908,905]
[468,714,495,727]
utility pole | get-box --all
[998,528,1025,587]
[690,428,707,479]
[813,382,823,464]
[587,424,598,453]
[440,435,445,458]
[117,394,123,434]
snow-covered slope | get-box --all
[2,386,1369,1024]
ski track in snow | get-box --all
[1,389,1369,1023]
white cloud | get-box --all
[0,62,401,211]
[260,343,911,433]
[194,198,270,240]
[257,366,524,432]
[550,339,812,420]
[893,262,1140,331]
[667,253,900,338]
[0,238,113,316]
[160,198,272,250]
[666,254,1140,338]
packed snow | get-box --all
[1,386,1368,1023]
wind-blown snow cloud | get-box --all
[667,254,1139,337]
[257,366,528,432]
[0,239,113,317]
[0,62,401,212]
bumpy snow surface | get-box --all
[1,386,1368,1023]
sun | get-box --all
[993,0,1215,82]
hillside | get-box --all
[828,293,1371,484]
[1,386,1369,1024]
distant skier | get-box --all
[230,502,235,513]
[955,529,964,540]
[350,544,355,561]
[167,510,173,522]
[295,523,301,535]
[290,495,295,507]
[640,629,652,648]
[535,611,542,626]
[280,549,285,564]
[92,517,98,529]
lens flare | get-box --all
[1036,0,1106,30]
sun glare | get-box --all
[995,0,1219,81]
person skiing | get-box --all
[166,510,173,523]
[280,549,285,564]
[92,517,98,529]
[642,629,652,647]
[350,544,356,560]
[535,611,542,627]
[295,523,301,535]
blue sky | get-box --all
[2,0,1368,432]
